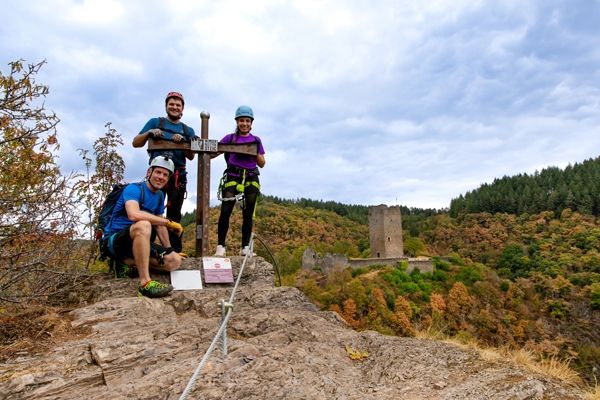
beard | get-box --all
[167,110,182,120]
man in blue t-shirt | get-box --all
[103,156,185,298]
[132,91,197,253]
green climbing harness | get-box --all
[218,168,260,210]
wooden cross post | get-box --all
[197,112,211,257]
[147,112,258,256]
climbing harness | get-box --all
[173,168,183,189]
[170,167,188,199]
[217,167,260,209]
[219,133,260,207]
[157,116,190,139]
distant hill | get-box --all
[450,156,600,217]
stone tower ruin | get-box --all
[368,205,403,258]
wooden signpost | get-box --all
[147,112,258,256]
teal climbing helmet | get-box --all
[235,105,254,120]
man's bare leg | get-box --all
[129,220,153,286]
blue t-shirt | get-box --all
[104,182,165,236]
[219,133,265,170]
[140,117,198,169]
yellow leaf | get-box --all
[345,345,369,361]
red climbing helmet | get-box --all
[165,91,185,106]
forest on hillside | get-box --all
[450,157,600,217]
[288,209,600,385]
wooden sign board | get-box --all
[202,257,234,283]
[147,139,258,156]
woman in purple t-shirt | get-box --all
[215,105,266,257]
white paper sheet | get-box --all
[170,270,203,290]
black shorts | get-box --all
[107,226,168,263]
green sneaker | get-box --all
[137,280,173,298]
[115,263,131,279]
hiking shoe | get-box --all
[215,245,226,256]
[115,263,131,279]
[115,263,138,279]
[137,280,173,298]
[241,246,256,256]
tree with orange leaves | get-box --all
[446,282,473,330]
[0,59,81,304]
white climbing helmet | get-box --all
[149,155,175,174]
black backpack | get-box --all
[95,182,144,242]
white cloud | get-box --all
[54,47,143,78]
[62,0,125,25]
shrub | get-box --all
[432,269,448,281]
[447,253,465,266]
[546,300,569,320]
[497,244,530,279]
[456,264,483,286]
[404,236,426,257]
[433,257,451,271]
[351,267,368,277]
[590,283,600,309]
[398,282,420,294]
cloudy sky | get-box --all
[2,0,600,212]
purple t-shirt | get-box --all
[219,133,265,170]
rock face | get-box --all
[0,258,585,399]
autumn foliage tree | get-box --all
[0,60,82,304]
[392,296,414,336]
[339,298,361,329]
[446,282,473,330]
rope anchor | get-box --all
[219,300,233,358]
[219,300,234,311]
